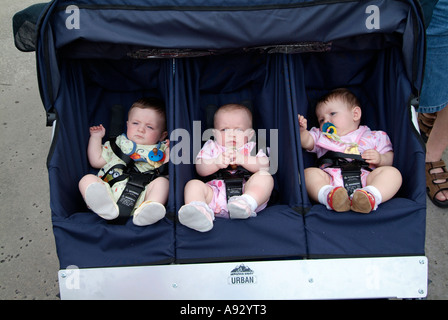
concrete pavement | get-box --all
[1,0,447,300]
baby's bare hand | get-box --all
[226,148,246,166]
[362,149,382,166]
[298,114,308,132]
[216,151,232,169]
[90,124,106,138]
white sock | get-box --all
[317,185,334,210]
[361,186,382,210]
[240,194,258,212]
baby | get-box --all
[178,103,274,232]
[298,88,402,213]
[79,97,170,226]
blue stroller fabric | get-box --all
[48,59,176,268]
[26,0,425,268]
[298,50,427,257]
[173,54,307,262]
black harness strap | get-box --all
[112,170,158,224]
[317,151,372,196]
[102,137,168,225]
[204,166,253,201]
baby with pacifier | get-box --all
[298,88,402,213]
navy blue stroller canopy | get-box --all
[25,0,425,268]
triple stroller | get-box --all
[14,0,428,299]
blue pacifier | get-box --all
[148,142,165,162]
[322,122,337,135]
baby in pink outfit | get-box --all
[308,125,393,188]
[298,88,402,213]
[196,139,269,219]
[179,103,274,232]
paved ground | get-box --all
[1,0,447,300]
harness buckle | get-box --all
[225,177,245,200]
[108,172,152,225]
[341,169,363,196]
[317,151,371,197]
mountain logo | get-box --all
[228,264,257,285]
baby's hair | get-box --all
[129,97,167,131]
[316,88,361,111]
[214,103,253,128]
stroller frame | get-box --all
[15,0,428,299]
[58,256,428,300]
